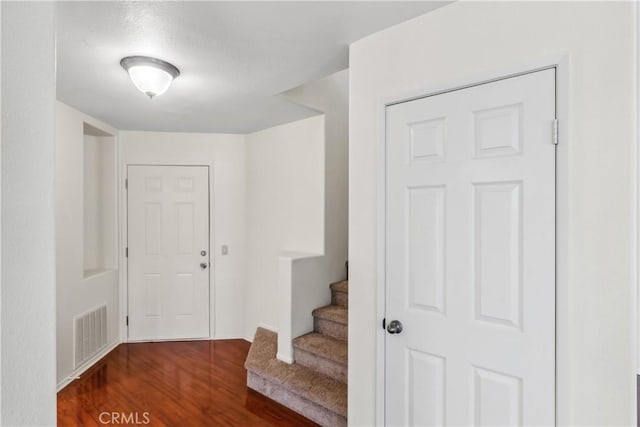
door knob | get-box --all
[200,262,208,269]
[386,319,403,334]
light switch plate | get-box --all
[221,245,229,255]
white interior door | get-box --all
[128,165,210,341]
[385,69,556,426]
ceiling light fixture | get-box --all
[120,56,180,99]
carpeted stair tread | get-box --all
[246,328,347,418]
[312,305,348,325]
[329,280,348,294]
[293,333,347,366]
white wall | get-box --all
[56,102,120,387]
[284,69,350,284]
[349,2,636,425]
[1,2,57,424]
[119,131,247,339]
[244,115,325,338]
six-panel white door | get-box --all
[128,165,210,341]
[385,69,556,426]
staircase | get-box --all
[245,280,348,426]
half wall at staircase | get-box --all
[244,69,349,342]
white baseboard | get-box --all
[56,340,120,392]
[125,337,211,343]
[276,352,294,364]
[126,336,247,343]
[211,335,246,341]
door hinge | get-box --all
[382,318,386,330]
[553,119,559,145]
[126,316,129,326]
[125,247,128,258]
[125,178,128,189]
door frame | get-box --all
[119,162,215,343]
[375,56,570,425]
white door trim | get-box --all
[634,1,639,423]
[375,56,570,425]
[119,162,216,343]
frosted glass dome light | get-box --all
[120,56,180,99]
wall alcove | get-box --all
[83,122,117,278]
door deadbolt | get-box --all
[201,250,207,256]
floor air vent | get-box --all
[74,305,107,369]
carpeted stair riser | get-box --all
[330,281,348,309]
[312,305,348,341]
[248,371,347,427]
[331,290,348,308]
[293,346,347,383]
[314,317,347,341]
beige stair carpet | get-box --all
[245,328,347,426]
[245,279,348,427]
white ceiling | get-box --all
[56,1,449,134]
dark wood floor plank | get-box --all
[57,340,318,427]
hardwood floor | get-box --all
[57,340,319,426]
